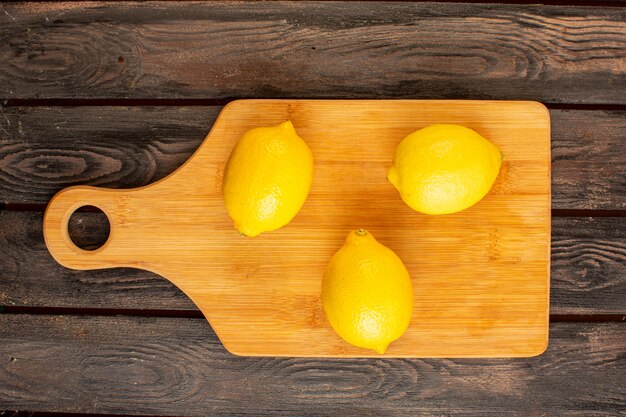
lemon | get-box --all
[223,121,313,237]
[322,229,413,354]
[387,124,502,215]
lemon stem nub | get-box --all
[356,229,367,236]
[500,151,506,162]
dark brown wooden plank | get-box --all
[0,315,624,416]
[0,106,624,209]
[1,211,624,314]
[551,217,626,314]
[551,109,626,210]
[1,2,625,103]
[0,106,219,205]
[0,210,196,311]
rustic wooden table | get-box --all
[0,1,624,416]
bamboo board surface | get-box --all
[44,100,551,357]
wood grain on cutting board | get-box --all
[43,100,551,357]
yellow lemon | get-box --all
[387,124,503,215]
[322,229,413,354]
[223,121,313,237]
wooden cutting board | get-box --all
[44,100,551,358]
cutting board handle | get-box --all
[43,185,134,271]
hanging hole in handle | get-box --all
[68,205,110,251]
